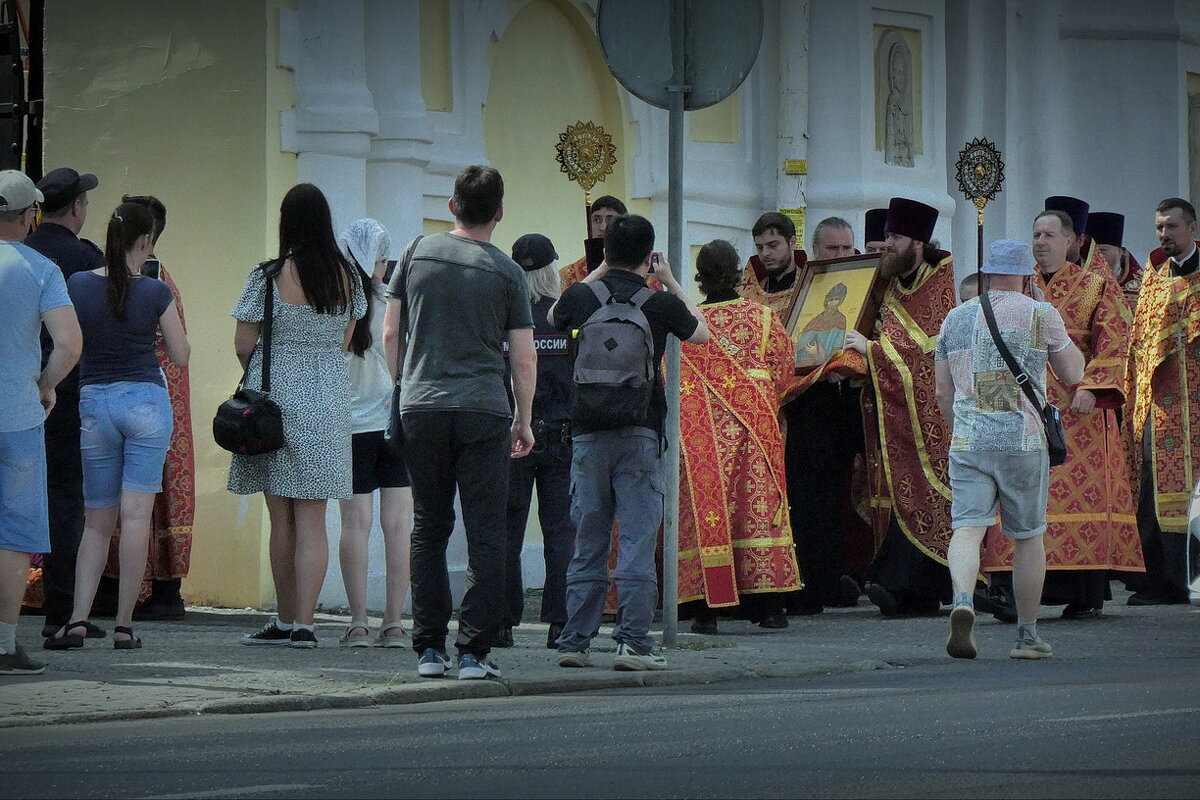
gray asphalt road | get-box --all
[4,656,1195,799]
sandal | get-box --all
[43,621,87,651]
[113,625,142,650]
[339,622,372,648]
[375,621,408,648]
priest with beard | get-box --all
[843,197,957,616]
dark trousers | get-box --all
[504,435,574,627]
[1128,429,1190,600]
[42,391,84,626]
[401,410,511,658]
[782,383,859,609]
[869,518,951,607]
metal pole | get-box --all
[662,0,687,648]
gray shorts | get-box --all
[949,449,1049,539]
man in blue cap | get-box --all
[23,167,105,640]
[935,239,1082,659]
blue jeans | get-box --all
[79,381,173,508]
[559,427,664,652]
[0,425,49,553]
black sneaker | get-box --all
[289,627,318,649]
[0,645,46,675]
[494,626,514,648]
[239,619,293,646]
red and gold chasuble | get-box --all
[103,265,197,600]
[560,255,663,293]
[842,254,956,562]
[738,251,808,318]
[1129,244,1200,533]
[677,299,802,606]
[982,261,1143,573]
[559,256,589,293]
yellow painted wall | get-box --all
[43,1,298,607]
[482,0,627,265]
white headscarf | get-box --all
[339,218,392,276]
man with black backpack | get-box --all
[548,214,708,670]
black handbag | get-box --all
[384,235,423,450]
[979,291,1068,467]
[213,264,285,456]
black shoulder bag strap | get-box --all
[260,262,276,394]
[979,291,1043,412]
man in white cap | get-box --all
[935,239,1083,660]
[0,170,81,674]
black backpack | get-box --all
[571,281,656,430]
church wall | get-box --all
[43,0,298,608]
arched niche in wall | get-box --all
[482,0,627,260]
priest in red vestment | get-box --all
[678,240,802,632]
[843,197,957,616]
[981,209,1144,618]
[1125,198,1200,605]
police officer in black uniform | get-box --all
[24,167,105,639]
[500,234,576,649]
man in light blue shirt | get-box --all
[0,170,81,675]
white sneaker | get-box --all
[557,649,591,668]
[457,653,501,680]
[612,641,667,671]
[417,647,452,677]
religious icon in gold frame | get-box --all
[783,253,889,374]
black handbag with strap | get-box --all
[979,291,1068,467]
[213,262,286,456]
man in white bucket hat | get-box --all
[934,239,1083,660]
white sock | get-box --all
[0,621,16,654]
[1017,621,1038,638]
[274,618,294,631]
[292,623,315,632]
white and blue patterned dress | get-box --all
[227,266,367,500]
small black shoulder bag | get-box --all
[213,263,286,456]
[978,292,1068,467]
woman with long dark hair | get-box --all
[230,183,366,649]
[44,202,190,651]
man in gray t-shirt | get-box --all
[384,165,536,682]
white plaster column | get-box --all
[365,0,432,249]
[775,0,810,216]
[282,0,379,235]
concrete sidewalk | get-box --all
[2,588,1194,727]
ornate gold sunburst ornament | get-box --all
[955,137,1005,221]
[556,121,617,209]
[955,137,1005,272]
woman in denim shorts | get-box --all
[44,203,190,651]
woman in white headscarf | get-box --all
[336,218,413,647]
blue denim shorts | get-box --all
[0,425,49,552]
[949,449,1050,539]
[79,381,173,508]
